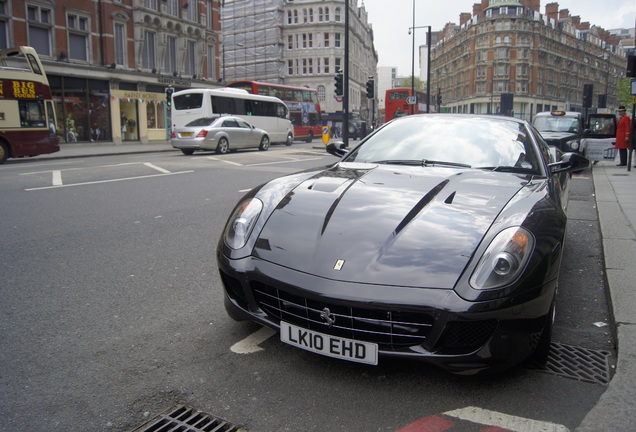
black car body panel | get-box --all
[216,114,589,374]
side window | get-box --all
[530,124,554,165]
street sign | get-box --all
[406,96,417,105]
[322,126,330,145]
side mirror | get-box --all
[326,141,348,157]
[548,152,589,174]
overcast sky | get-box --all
[362,0,636,75]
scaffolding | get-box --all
[222,0,286,83]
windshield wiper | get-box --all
[478,166,535,173]
[371,159,471,168]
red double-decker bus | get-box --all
[227,81,322,142]
[384,88,428,122]
[0,46,59,164]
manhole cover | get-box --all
[131,404,244,432]
[529,342,614,385]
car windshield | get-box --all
[533,115,579,133]
[185,117,219,127]
[344,115,541,173]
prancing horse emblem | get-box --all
[320,307,336,327]
[334,259,345,270]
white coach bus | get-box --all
[171,88,294,145]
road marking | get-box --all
[230,326,276,354]
[52,170,62,186]
[25,170,193,191]
[143,162,171,174]
[443,406,570,432]
[205,156,243,166]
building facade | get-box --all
[429,0,627,120]
[3,0,223,145]
[221,0,379,126]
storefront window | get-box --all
[146,100,166,129]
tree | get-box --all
[400,76,426,91]
[616,77,633,110]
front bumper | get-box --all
[217,252,556,375]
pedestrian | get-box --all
[616,105,631,166]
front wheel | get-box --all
[285,133,293,146]
[259,135,270,151]
[305,131,314,143]
[216,137,229,154]
[0,141,8,164]
[530,300,555,365]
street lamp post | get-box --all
[409,1,431,114]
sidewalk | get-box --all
[27,143,636,430]
[577,160,636,431]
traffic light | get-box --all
[166,86,174,108]
[437,93,442,106]
[582,84,593,108]
[334,70,343,97]
[365,77,374,99]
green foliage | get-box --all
[400,76,426,91]
[616,77,633,109]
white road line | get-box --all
[206,156,243,166]
[444,406,570,432]
[52,170,63,186]
[25,170,193,191]
[143,162,171,174]
[230,326,277,354]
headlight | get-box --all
[470,227,534,290]
[224,198,263,250]
[566,139,579,151]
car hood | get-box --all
[253,162,530,289]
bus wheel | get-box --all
[305,131,314,143]
[181,149,195,155]
[286,133,293,146]
[216,137,229,154]
[259,135,270,151]
[0,142,8,164]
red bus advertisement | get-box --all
[0,46,59,163]
[385,88,428,122]
[228,81,322,142]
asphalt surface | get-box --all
[24,141,636,431]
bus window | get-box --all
[174,93,203,110]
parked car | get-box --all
[217,114,588,375]
[171,116,270,155]
[532,111,587,156]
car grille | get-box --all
[251,281,435,351]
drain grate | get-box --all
[131,404,244,432]
[529,342,614,385]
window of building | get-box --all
[318,8,323,22]
[27,4,52,56]
[308,8,313,22]
[144,0,157,10]
[308,58,313,74]
[302,59,307,75]
[287,11,293,24]
[303,9,308,23]
[187,0,198,22]
[165,36,176,74]
[324,57,330,74]
[324,7,329,21]
[0,1,8,49]
[185,40,196,76]
[167,0,178,16]
[114,22,126,66]
[335,33,341,48]
[335,57,342,72]
[288,35,293,49]
[323,33,330,47]
[317,85,326,102]
[308,33,313,48]
[207,44,216,80]
[141,30,156,70]
[302,34,307,48]
[335,7,341,22]
[294,10,298,24]
[67,13,89,61]
[288,60,293,75]
[207,0,215,29]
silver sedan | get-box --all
[171,116,270,155]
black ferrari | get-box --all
[217,114,589,374]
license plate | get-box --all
[280,321,378,365]
[180,132,193,137]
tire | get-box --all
[259,135,270,151]
[0,141,8,164]
[285,133,293,146]
[216,137,229,154]
[530,300,555,365]
[181,149,195,155]
[305,131,314,143]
